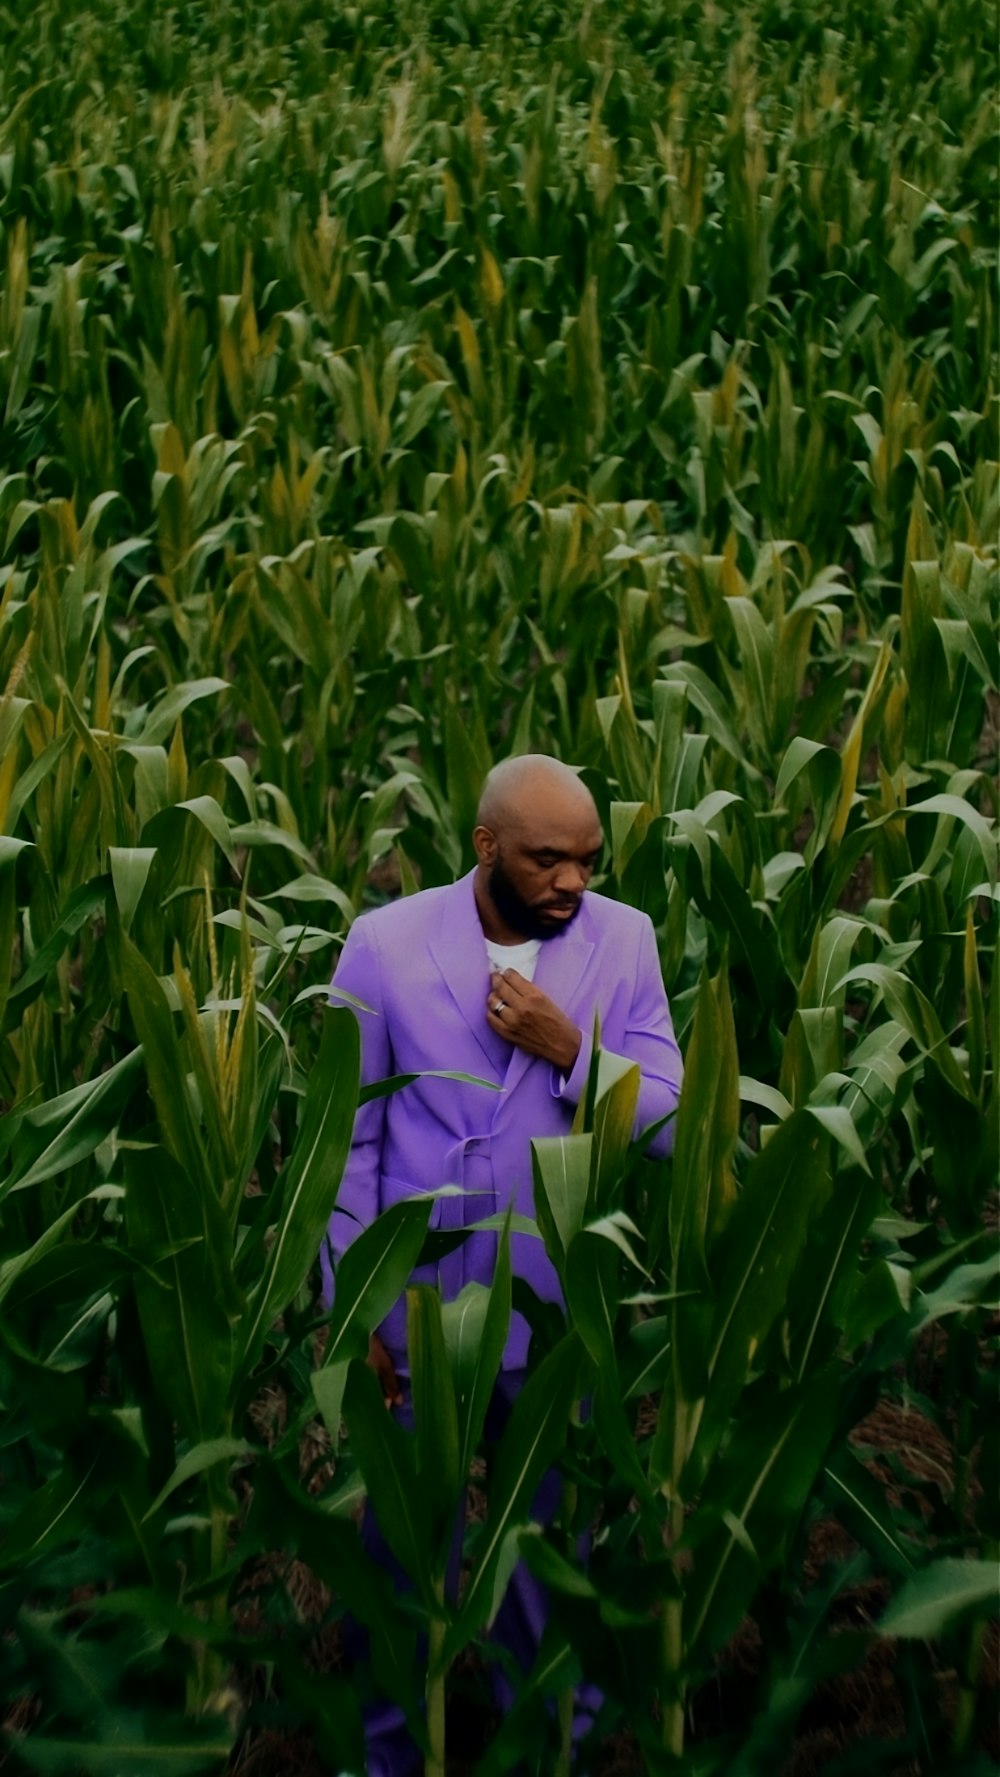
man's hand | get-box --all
[487,968,582,1075]
[367,1332,403,1409]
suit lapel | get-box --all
[428,873,509,1079]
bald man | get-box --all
[321,757,682,1772]
[321,755,682,1374]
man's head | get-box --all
[472,756,603,941]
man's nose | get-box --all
[554,861,587,894]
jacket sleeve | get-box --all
[320,914,392,1301]
[551,913,683,1158]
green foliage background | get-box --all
[0,0,996,1771]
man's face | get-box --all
[486,816,604,940]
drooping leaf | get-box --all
[322,1196,433,1369]
[3,1049,143,1197]
[144,1437,254,1521]
[879,1559,997,1640]
[137,677,230,747]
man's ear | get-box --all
[472,824,497,865]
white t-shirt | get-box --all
[485,936,541,982]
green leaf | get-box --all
[322,1197,433,1368]
[447,1334,581,1659]
[144,794,238,871]
[774,735,840,814]
[518,1528,598,1599]
[680,838,784,1010]
[904,792,996,889]
[590,1050,641,1213]
[125,1148,236,1442]
[531,1133,593,1276]
[408,1286,461,1556]
[669,963,739,1285]
[241,1005,359,1373]
[3,1049,143,1197]
[118,928,243,1321]
[442,1209,512,1480]
[564,1227,623,1375]
[738,1077,792,1121]
[838,963,970,1098]
[824,1447,916,1579]
[230,818,315,867]
[798,915,869,1011]
[806,1103,871,1175]
[964,905,986,1099]
[0,834,32,869]
[657,661,750,768]
[685,1379,841,1663]
[781,1007,843,1105]
[0,1185,123,1306]
[108,846,158,935]
[144,1437,254,1521]
[5,879,107,1013]
[726,595,774,756]
[913,1254,999,1331]
[691,1111,831,1486]
[262,872,355,924]
[4,301,42,423]
[16,1610,125,1724]
[0,837,30,1025]
[0,1451,111,1573]
[137,677,230,747]
[879,1559,997,1640]
[342,1357,433,1604]
[565,1226,650,1500]
[359,1067,501,1105]
[10,1717,232,1775]
[787,1166,884,1376]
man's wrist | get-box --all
[554,1025,582,1076]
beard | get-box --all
[487,857,583,941]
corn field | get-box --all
[0,0,996,1771]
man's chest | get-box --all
[382,948,504,1073]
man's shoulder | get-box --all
[580,892,650,944]
[350,881,457,944]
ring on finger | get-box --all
[494,1000,507,1015]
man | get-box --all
[321,754,683,1379]
[320,755,682,1771]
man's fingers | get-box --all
[487,975,517,1021]
[487,994,531,1038]
[503,968,533,995]
[487,997,516,1036]
[490,967,529,999]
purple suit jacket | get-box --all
[322,870,682,1366]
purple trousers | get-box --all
[354,1366,597,1776]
